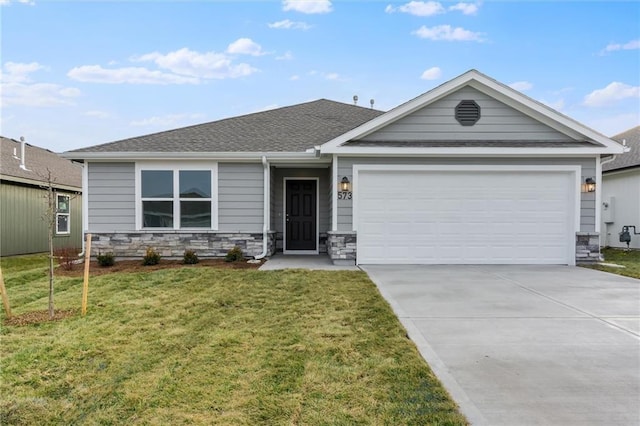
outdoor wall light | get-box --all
[340,176,351,191]
[582,177,596,193]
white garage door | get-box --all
[356,169,576,265]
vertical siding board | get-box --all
[337,157,596,232]
[1,182,82,256]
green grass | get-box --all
[585,247,640,279]
[0,255,466,425]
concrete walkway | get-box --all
[362,265,640,426]
[259,254,359,271]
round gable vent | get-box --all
[455,100,481,126]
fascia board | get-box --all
[0,174,82,192]
[321,147,623,156]
[61,151,320,162]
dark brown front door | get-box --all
[286,180,317,251]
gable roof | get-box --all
[604,125,640,172]
[320,69,626,155]
[66,100,384,157]
[1,137,82,190]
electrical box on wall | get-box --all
[603,197,615,224]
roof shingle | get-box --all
[67,99,384,154]
[1,137,82,188]
[604,126,640,172]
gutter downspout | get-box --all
[254,156,270,259]
[76,161,88,257]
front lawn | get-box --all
[585,247,640,279]
[0,256,466,425]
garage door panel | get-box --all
[356,170,573,265]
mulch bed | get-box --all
[56,258,264,277]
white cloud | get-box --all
[386,1,445,16]
[290,75,300,81]
[282,0,332,14]
[449,2,479,15]
[133,47,258,79]
[84,110,111,119]
[268,19,312,30]
[130,113,205,127]
[603,39,640,53]
[0,0,36,6]
[325,72,340,80]
[583,82,640,107]
[276,51,294,61]
[420,66,442,80]
[509,81,533,91]
[587,112,640,137]
[413,25,485,42]
[1,62,81,107]
[226,38,266,56]
[68,65,199,84]
[2,82,80,107]
[2,61,45,82]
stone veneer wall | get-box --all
[575,232,601,263]
[90,231,276,259]
[327,231,357,265]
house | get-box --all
[600,126,640,249]
[63,70,626,265]
[1,136,83,256]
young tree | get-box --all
[42,169,57,319]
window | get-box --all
[56,194,70,234]
[138,163,217,229]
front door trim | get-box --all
[283,177,319,254]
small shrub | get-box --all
[225,246,244,263]
[142,247,161,266]
[183,249,199,265]
[96,252,115,267]
[54,247,80,271]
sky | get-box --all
[1,0,639,153]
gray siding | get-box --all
[87,162,135,232]
[361,87,572,142]
[218,163,264,232]
[273,168,331,236]
[337,157,596,232]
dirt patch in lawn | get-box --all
[4,309,76,326]
[55,258,263,277]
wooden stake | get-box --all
[0,266,12,319]
[82,234,92,316]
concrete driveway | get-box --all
[362,265,640,426]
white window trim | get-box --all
[135,161,218,231]
[56,193,71,235]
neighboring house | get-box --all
[601,126,640,249]
[64,70,626,265]
[1,136,83,256]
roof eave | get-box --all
[61,151,322,162]
[321,146,625,156]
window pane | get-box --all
[142,170,173,198]
[180,170,211,198]
[181,201,211,228]
[143,201,173,227]
[57,195,70,213]
[57,214,69,233]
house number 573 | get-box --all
[338,191,352,200]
